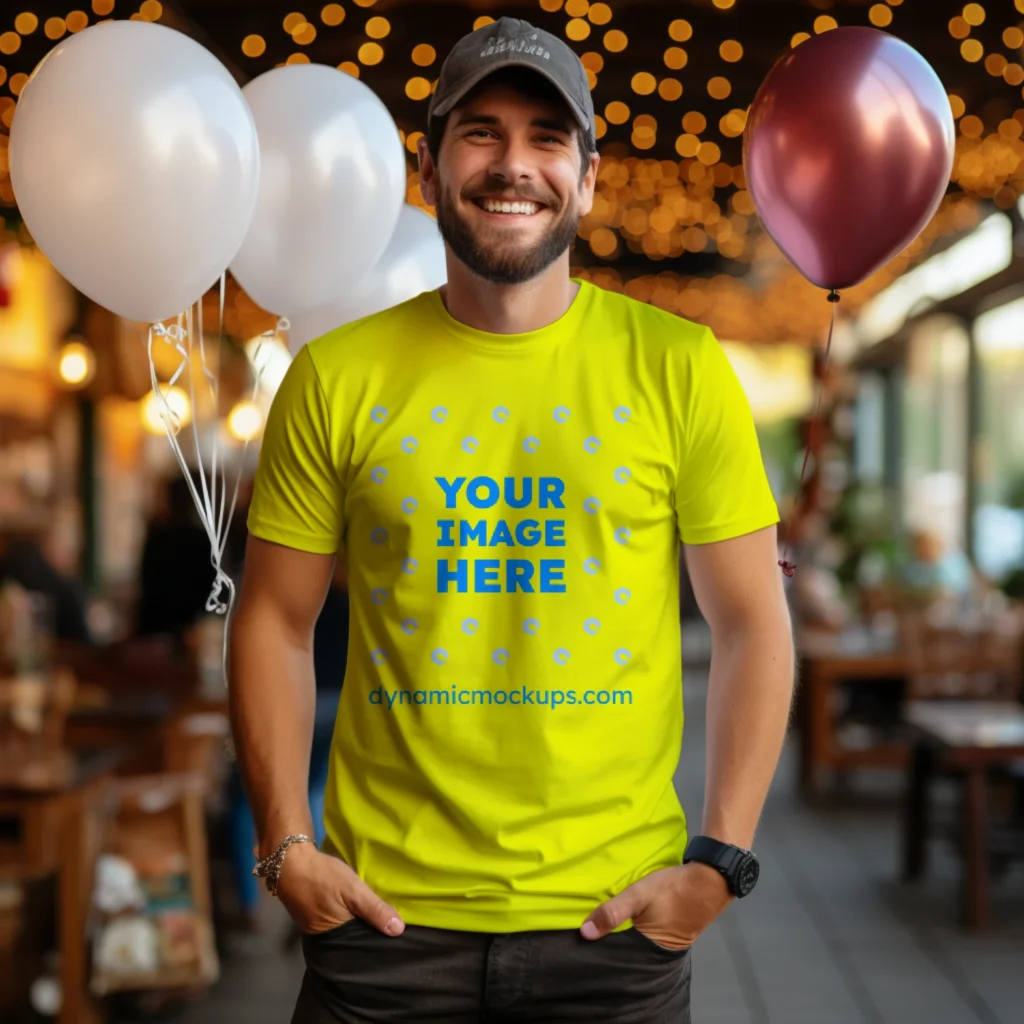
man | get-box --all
[231,17,793,1023]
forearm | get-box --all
[701,610,794,849]
[229,600,318,858]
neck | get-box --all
[439,254,578,334]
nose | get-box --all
[488,134,535,186]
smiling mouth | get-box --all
[472,198,546,216]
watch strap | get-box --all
[683,835,750,894]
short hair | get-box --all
[427,66,596,181]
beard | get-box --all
[434,176,581,285]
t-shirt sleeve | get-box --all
[673,327,780,545]
[247,344,345,556]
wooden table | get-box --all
[798,629,911,798]
[0,747,121,1024]
[901,700,1024,929]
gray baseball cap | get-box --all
[428,17,597,146]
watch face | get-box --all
[736,854,759,897]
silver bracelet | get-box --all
[252,834,315,896]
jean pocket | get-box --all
[302,916,362,941]
[628,926,692,958]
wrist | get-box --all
[257,823,316,861]
[253,832,318,896]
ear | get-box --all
[418,136,438,208]
[579,152,601,217]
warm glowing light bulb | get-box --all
[227,400,264,442]
[141,387,192,435]
[58,341,95,388]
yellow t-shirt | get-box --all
[247,280,779,932]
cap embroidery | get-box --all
[480,32,550,59]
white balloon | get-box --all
[286,205,447,353]
[10,21,259,324]
[230,65,407,318]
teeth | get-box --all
[482,199,538,215]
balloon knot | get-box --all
[827,290,840,304]
[206,569,234,615]
[778,559,796,578]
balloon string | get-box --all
[777,288,840,578]
[148,309,286,687]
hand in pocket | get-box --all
[274,843,406,937]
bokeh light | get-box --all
[664,47,687,70]
[322,4,345,27]
[242,35,266,58]
[631,72,656,95]
[567,19,590,41]
[359,42,384,65]
[412,44,436,66]
[604,30,627,52]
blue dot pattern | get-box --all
[615,527,631,545]
[402,497,418,514]
[401,618,418,635]
[493,406,510,423]
[523,618,541,635]
[493,648,510,665]
[370,406,388,423]
[614,406,631,423]
[432,406,448,424]
[431,649,448,666]
[584,618,601,635]
[462,618,480,635]
[371,649,388,665]
[583,558,600,575]
[554,406,571,423]
[371,588,389,605]
[370,527,388,545]
[615,649,632,665]
[584,497,600,515]
[584,437,601,453]
[402,558,418,574]
[553,648,570,664]
[462,436,479,454]
[371,467,388,484]
[614,588,631,605]
[614,467,632,484]
[402,437,418,453]
[523,436,540,453]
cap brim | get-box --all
[429,56,592,138]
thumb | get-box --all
[581,881,648,941]
[345,876,406,936]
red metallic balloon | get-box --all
[744,27,955,292]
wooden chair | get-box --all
[902,609,1024,702]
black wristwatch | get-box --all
[683,835,759,898]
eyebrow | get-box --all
[454,112,575,135]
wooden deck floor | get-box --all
[163,656,1024,1024]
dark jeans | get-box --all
[293,917,691,1023]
